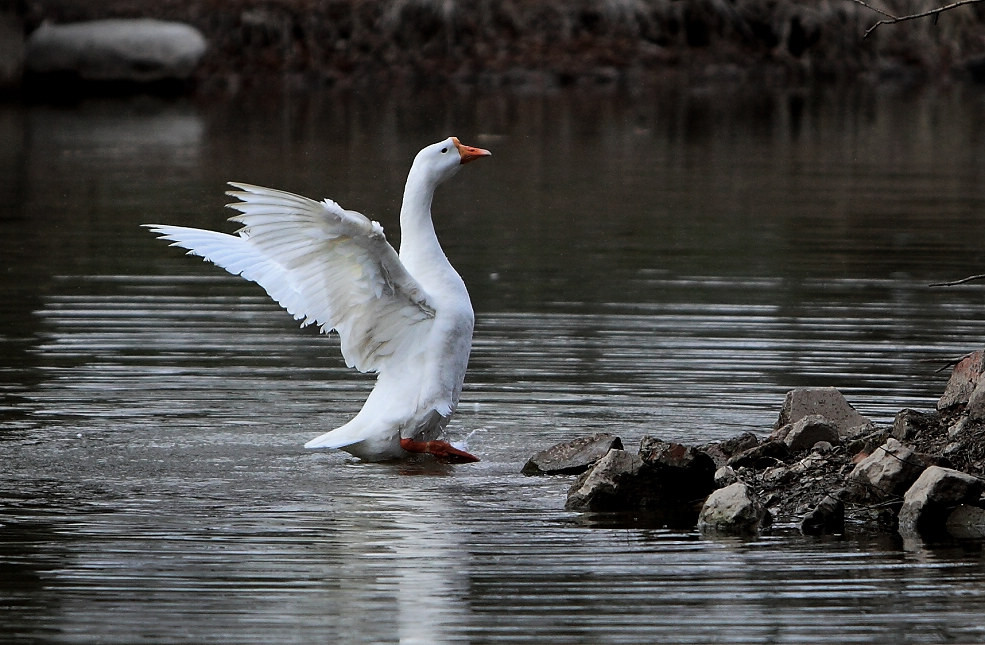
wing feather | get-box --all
[144,182,435,373]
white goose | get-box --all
[145,137,490,462]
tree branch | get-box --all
[850,0,985,38]
[929,273,985,287]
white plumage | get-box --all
[145,137,490,462]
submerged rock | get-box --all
[522,433,623,476]
[898,466,985,537]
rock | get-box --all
[640,437,712,471]
[847,438,925,501]
[891,409,942,442]
[565,450,643,512]
[801,493,845,535]
[722,431,760,454]
[638,437,717,500]
[522,433,623,476]
[25,19,207,84]
[565,439,716,527]
[898,466,985,537]
[783,414,840,453]
[697,482,768,534]
[714,465,738,488]
[728,440,789,469]
[702,431,759,468]
[945,505,985,539]
[774,387,871,436]
[968,380,985,422]
[937,350,985,410]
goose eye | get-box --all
[440,147,448,153]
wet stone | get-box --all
[801,493,845,535]
[522,433,623,476]
[698,482,769,535]
[565,449,643,512]
[898,466,985,537]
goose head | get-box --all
[410,137,492,188]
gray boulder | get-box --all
[774,387,870,436]
[847,438,926,501]
[781,414,840,453]
[565,449,642,512]
[26,19,207,83]
[898,466,985,536]
[698,482,768,534]
[522,433,623,476]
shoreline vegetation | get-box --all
[12,0,985,94]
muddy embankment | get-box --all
[7,0,985,94]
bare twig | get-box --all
[929,273,985,287]
[929,352,976,373]
[850,0,985,38]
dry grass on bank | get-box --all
[21,0,985,88]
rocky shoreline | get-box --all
[6,1,985,94]
[525,350,985,541]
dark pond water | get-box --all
[3,81,985,643]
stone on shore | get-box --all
[780,414,840,453]
[522,433,623,476]
[891,408,942,441]
[847,438,926,501]
[801,493,845,535]
[727,439,789,469]
[774,387,871,436]
[938,350,985,410]
[26,19,207,84]
[898,466,985,537]
[697,482,769,535]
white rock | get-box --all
[26,19,207,82]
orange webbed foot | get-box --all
[400,438,480,463]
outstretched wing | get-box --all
[144,182,435,373]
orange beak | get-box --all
[452,137,492,165]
